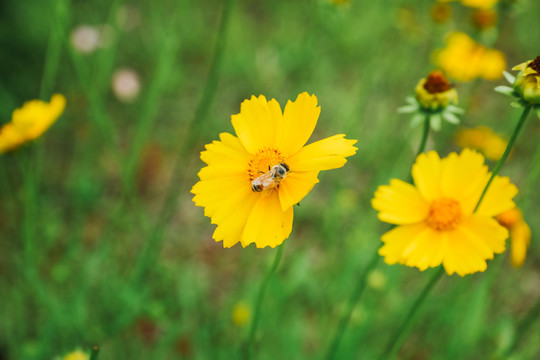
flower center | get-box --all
[248,147,286,181]
[423,71,453,94]
[426,198,463,231]
[528,55,540,73]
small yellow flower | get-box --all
[461,0,498,9]
[454,126,507,161]
[434,32,506,82]
[415,71,458,110]
[372,149,517,276]
[496,207,531,268]
[63,350,89,360]
[192,92,357,248]
[512,56,540,105]
[0,94,66,154]
[439,0,498,9]
[232,302,250,327]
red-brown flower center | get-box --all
[426,198,463,231]
[528,56,540,73]
[247,147,285,181]
[423,71,453,94]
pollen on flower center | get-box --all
[528,55,540,73]
[423,71,453,94]
[247,147,285,181]
[426,198,463,231]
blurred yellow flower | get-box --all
[434,32,506,82]
[438,0,498,9]
[512,56,540,105]
[461,0,498,9]
[192,92,357,248]
[63,350,89,360]
[497,207,531,268]
[0,94,66,154]
[372,149,517,276]
[454,126,507,160]
[232,302,250,327]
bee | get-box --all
[251,163,289,192]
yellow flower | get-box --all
[0,94,66,154]
[512,56,540,105]
[232,301,250,327]
[496,207,531,268]
[372,149,518,276]
[192,92,357,248]
[438,0,498,9]
[454,126,507,161]
[63,350,89,360]
[415,71,458,110]
[461,0,498,9]
[434,32,506,82]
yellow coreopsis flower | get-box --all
[372,149,518,276]
[454,126,507,160]
[434,32,506,82]
[497,207,531,268]
[0,94,66,154]
[63,350,89,360]
[192,92,357,248]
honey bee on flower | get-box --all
[192,92,357,248]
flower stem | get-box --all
[502,296,540,357]
[243,245,285,360]
[89,345,100,360]
[324,251,380,360]
[416,114,431,157]
[378,267,445,360]
[324,113,431,359]
[473,106,531,212]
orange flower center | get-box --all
[247,147,286,181]
[426,198,463,231]
[423,71,453,94]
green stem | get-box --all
[416,114,431,157]
[243,245,285,360]
[128,0,235,285]
[473,106,531,212]
[89,345,100,360]
[324,114,431,359]
[378,267,444,360]
[324,251,380,360]
[503,296,540,357]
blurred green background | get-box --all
[1,0,540,359]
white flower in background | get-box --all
[112,68,141,102]
[71,25,101,54]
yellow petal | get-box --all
[241,191,293,248]
[442,231,488,276]
[231,95,283,154]
[275,92,320,157]
[402,227,448,271]
[200,133,249,167]
[475,176,518,217]
[460,214,508,254]
[212,189,260,248]
[0,123,26,154]
[412,151,442,201]
[378,223,428,265]
[440,149,489,215]
[286,134,357,172]
[277,170,319,211]
[510,220,531,268]
[192,175,249,218]
[372,179,429,225]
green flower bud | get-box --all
[512,56,540,105]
